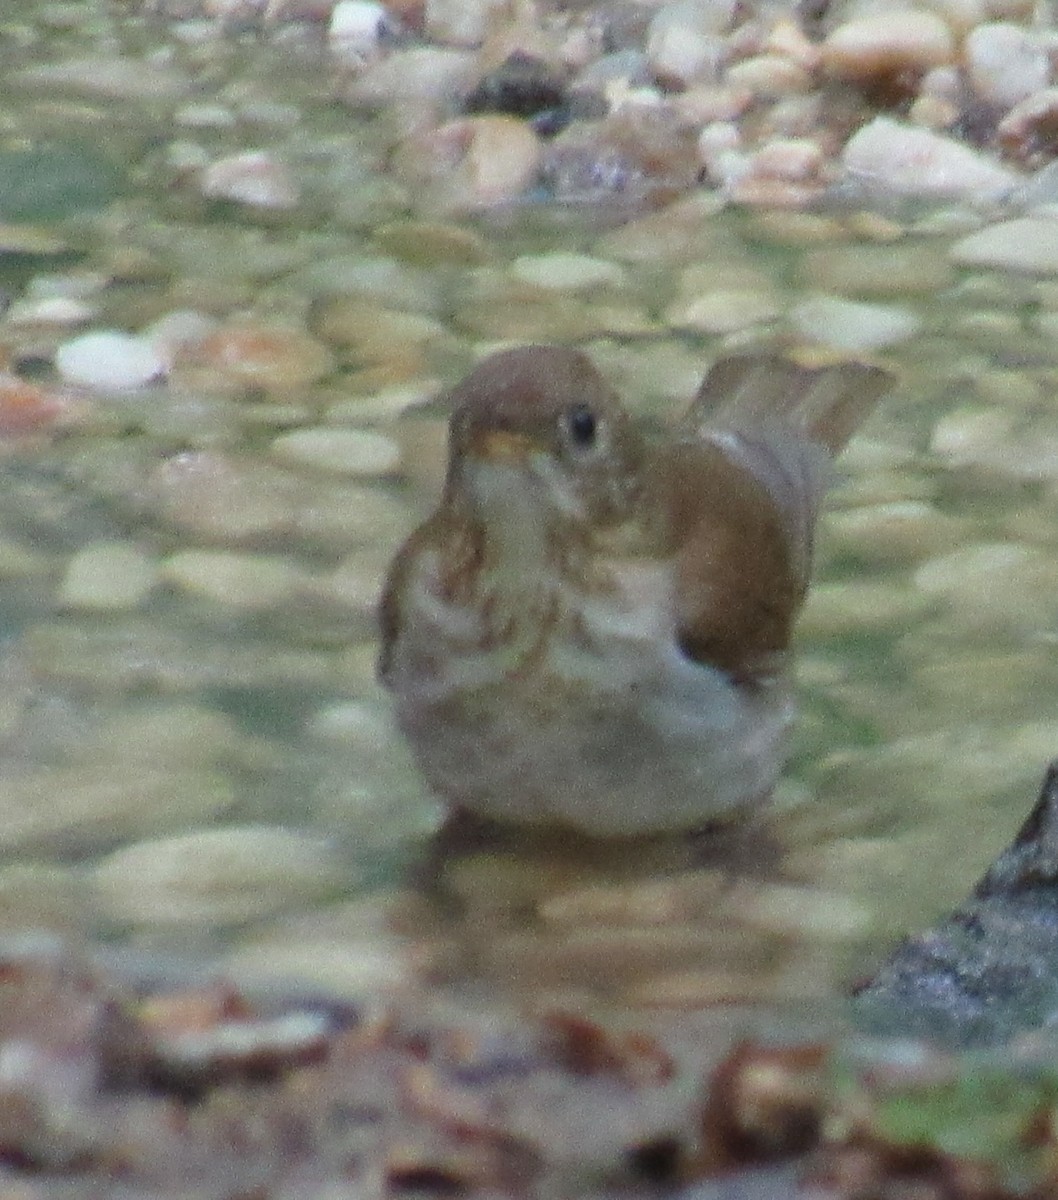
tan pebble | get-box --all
[191,325,335,392]
[950,310,1024,342]
[393,115,541,214]
[930,406,1015,465]
[539,871,727,927]
[323,548,389,612]
[0,864,93,936]
[509,252,627,292]
[726,54,812,97]
[798,581,935,639]
[799,244,955,297]
[309,296,446,359]
[843,211,907,242]
[325,379,440,425]
[223,934,415,998]
[723,882,872,940]
[59,541,157,610]
[914,541,1058,627]
[94,826,346,926]
[594,192,727,263]
[822,502,966,564]
[665,288,781,334]
[161,550,306,608]
[150,450,297,540]
[765,16,822,72]
[0,223,69,255]
[623,968,770,1008]
[822,11,955,83]
[374,219,491,266]
[746,210,847,246]
[344,45,477,106]
[0,765,234,854]
[270,427,401,477]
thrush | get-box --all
[379,346,893,836]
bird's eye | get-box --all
[564,404,598,450]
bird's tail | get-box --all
[684,353,895,456]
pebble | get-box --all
[150,450,297,540]
[0,375,70,435]
[821,11,955,85]
[798,581,935,639]
[509,252,626,292]
[4,296,95,327]
[270,427,401,476]
[161,550,306,608]
[951,217,1058,275]
[142,308,216,366]
[328,0,389,62]
[646,8,725,89]
[791,294,921,351]
[913,542,1058,629]
[199,151,300,210]
[798,244,956,298]
[0,765,234,854]
[93,826,347,926]
[55,330,167,390]
[59,541,158,611]
[964,22,1050,109]
[424,0,505,46]
[665,287,781,334]
[841,117,1018,203]
[393,115,541,214]
[15,56,192,101]
[344,46,477,106]
[190,325,335,392]
[373,220,490,266]
[223,929,413,998]
[822,502,967,564]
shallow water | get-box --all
[0,1,1056,1018]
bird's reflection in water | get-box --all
[399,807,855,1020]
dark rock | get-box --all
[463,53,569,125]
[853,762,1058,1047]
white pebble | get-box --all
[5,296,95,327]
[842,116,1017,203]
[270,427,401,476]
[791,294,921,351]
[965,22,1049,109]
[142,309,216,367]
[59,542,157,611]
[200,151,300,210]
[951,217,1058,275]
[55,330,167,390]
[93,826,347,926]
[328,0,389,62]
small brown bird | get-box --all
[378,347,893,836]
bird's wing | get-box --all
[681,354,895,584]
[667,355,895,679]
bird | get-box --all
[378,346,893,837]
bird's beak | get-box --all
[467,428,538,463]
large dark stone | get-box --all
[853,762,1058,1047]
